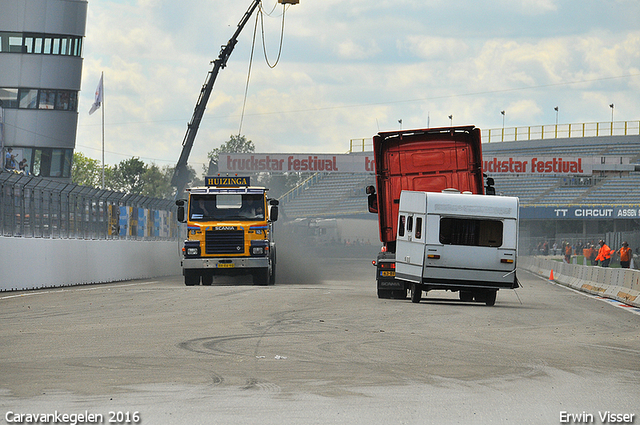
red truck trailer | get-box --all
[366,126,493,299]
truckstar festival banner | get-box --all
[483,156,593,175]
[218,154,376,173]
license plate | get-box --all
[380,271,395,277]
[217,263,235,268]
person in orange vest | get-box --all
[594,240,612,267]
[583,244,594,266]
[564,242,572,263]
[617,241,632,269]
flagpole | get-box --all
[101,71,105,189]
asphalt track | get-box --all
[1,257,639,424]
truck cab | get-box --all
[176,176,278,286]
[367,126,488,299]
[395,190,519,306]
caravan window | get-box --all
[439,217,503,247]
[415,217,422,239]
[398,215,406,237]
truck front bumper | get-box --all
[182,256,269,270]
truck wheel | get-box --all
[184,275,200,286]
[459,291,474,302]
[410,284,422,303]
[268,252,276,286]
[253,268,270,286]
[485,290,497,306]
[202,275,213,286]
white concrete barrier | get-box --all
[0,237,182,291]
[520,256,640,308]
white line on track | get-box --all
[0,280,158,301]
[522,269,640,316]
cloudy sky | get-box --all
[76,0,640,172]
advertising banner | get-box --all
[483,156,593,175]
[218,153,375,174]
[520,205,640,220]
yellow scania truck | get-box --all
[176,176,278,286]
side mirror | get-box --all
[177,206,185,223]
[366,186,378,213]
[485,177,496,196]
[176,199,186,223]
[270,205,279,222]
[269,198,280,206]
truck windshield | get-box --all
[189,194,265,221]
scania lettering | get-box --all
[176,176,279,286]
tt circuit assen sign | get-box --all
[218,154,375,173]
[520,205,640,220]
[483,156,593,175]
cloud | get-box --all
[75,0,640,170]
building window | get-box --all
[1,87,78,111]
[19,89,38,109]
[0,32,83,57]
[39,90,56,110]
[30,148,72,178]
[0,88,19,108]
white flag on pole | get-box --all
[89,74,103,115]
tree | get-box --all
[205,134,255,175]
[139,164,175,199]
[71,152,105,187]
[111,157,147,194]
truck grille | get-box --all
[205,230,245,255]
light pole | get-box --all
[0,100,4,167]
[501,110,505,141]
[398,119,402,130]
[554,106,559,138]
[448,115,453,126]
[609,103,614,135]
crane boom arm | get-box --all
[172,0,262,196]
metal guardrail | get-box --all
[348,120,640,152]
[0,170,177,240]
[483,120,640,143]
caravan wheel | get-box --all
[410,284,422,303]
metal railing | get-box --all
[348,120,640,151]
[0,170,177,239]
[483,120,640,143]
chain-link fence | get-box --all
[0,171,177,240]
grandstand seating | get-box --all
[281,173,374,219]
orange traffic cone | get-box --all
[549,269,554,280]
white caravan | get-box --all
[395,190,519,306]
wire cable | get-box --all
[260,3,287,69]
[237,10,260,137]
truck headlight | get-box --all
[250,240,269,256]
[183,241,200,257]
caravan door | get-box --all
[395,191,427,284]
